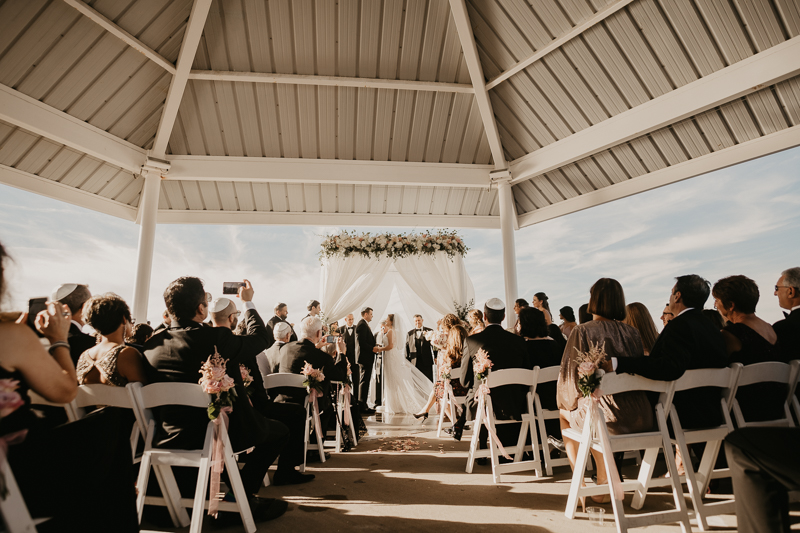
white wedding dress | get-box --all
[370,325,433,414]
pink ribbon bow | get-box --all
[208,406,232,517]
[588,396,624,501]
[308,388,324,444]
[342,384,353,428]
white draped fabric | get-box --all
[320,251,474,325]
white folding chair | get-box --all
[791,360,800,425]
[72,384,143,462]
[263,373,325,472]
[332,380,358,448]
[647,366,740,532]
[0,458,48,533]
[130,382,256,533]
[465,368,543,483]
[26,390,77,421]
[436,378,463,437]
[732,360,798,428]
[532,365,572,475]
[562,372,691,533]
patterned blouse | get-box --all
[76,344,129,387]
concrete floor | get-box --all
[144,413,799,532]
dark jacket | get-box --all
[276,339,345,408]
[354,318,376,365]
[460,324,528,421]
[773,308,800,362]
[342,324,356,363]
[68,323,97,366]
[143,308,272,451]
[616,308,728,429]
[267,315,297,342]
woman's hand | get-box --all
[35,301,71,343]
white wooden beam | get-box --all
[156,210,500,229]
[448,0,507,168]
[484,0,635,90]
[188,70,475,94]
[0,84,146,172]
[0,164,138,221]
[517,124,800,228]
[167,156,493,188]
[151,0,212,158]
[510,36,800,185]
[61,0,175,74]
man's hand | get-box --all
[238,279,254,302]
[336,337,346,353]
[36,302,70,343]
[373,345,383,353]
[600,357,613,373]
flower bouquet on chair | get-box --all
[301,361,326,443]
[472,348,510,459]
[198,347,237,420]
[575,341,606,400]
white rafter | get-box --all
[484,0,636,90]
[156,210,500,229]
[150,0,213,159]
[0,84,146,172]
[61,0,175,74]
[510,35,800,185]
[188,70,475,94]
[448,0,507,169]
[517,124,800,228]
[167,156,492,188]
[0,164,138,221]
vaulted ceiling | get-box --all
[1,0,798,229]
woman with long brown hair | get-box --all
[413,314,468,420]
[623,302,659,355]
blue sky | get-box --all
[1,146,798,329]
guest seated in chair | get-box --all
[143,277,289,522]
[258,321,293,377]
[557,278,653,502]
[0,242,139,532]
[519,307,562,439]
[51,282,96,366]
[773,266,800,361]
[414,314,469,420]
[451,299,528,449]
[77,293,147,386]
[211,297,314,486]
[623,302,659,356]
[277,316,347,458]
[712,276,785,422]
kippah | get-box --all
[486,298,504,311]
[50,283,78,302]
[307,300,317,307]
[274,321,292,337]
[361,306,371,313]
[210,297,234,313]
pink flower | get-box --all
[0,387,24,418]
[577,361,596,377]
[240,364,254,387]
[220,375,235,392]
[203,381,221,394]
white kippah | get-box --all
[485,298,504,311]
[210,297,234,313]
[50,283,78,302]
[307,300,317,307]
[274,321,292,338]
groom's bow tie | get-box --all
[784,311,790,318]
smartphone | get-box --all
[325,335,336,344]
[222,282,245,295]
[27,297,48,332]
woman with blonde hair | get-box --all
[623,302,659,355]
[466,308,484,335]
[414,314,468,420]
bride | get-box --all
[370,314,433,414]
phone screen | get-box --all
[27,297,48,332]
[222,282,244,295]
[325,335,336,344]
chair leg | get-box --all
[658,405,692,533]
[223,444,256,533]
[695,440,723,495]
[487,414,501,484]
[154,465,191,527]
[536,405,554,476]
[190,455,211,533]
[135,452,152,524]
[564,418,593,520]
[466,404,483,474]
[631,447,659,510]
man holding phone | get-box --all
[50,283,95,365]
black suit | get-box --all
[406,327,434,382]
[340,324,359,406]
[68,323,96,366]
[773,307,800,362]
[267,315,297,342]
[143,308,287,494]
[354,318,376,405]
[616,308,728,429]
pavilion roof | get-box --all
[1,0,798,229]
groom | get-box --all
[355,307,380,415]
[406,314,434,382]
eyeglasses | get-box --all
[775,285,790,292]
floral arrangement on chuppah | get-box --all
[319,229,468,261]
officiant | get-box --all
[406,314,434,382]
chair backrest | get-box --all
[74,383,136,409]
[137,382,210,409]
[263,372,306,390]
[27,390,77,421]
[735,361,791,387]
[534,366,560,384]
[673,365,741,408]
[486,368,536,388]
[600,371,674,396]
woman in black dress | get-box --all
[712,275,785,422]
[519,307,562,438]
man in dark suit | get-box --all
[143,277,289,520]
[210,297,313,486]
[773,266,800,361]
[338,314,359,415]
[406,314,434,382]
[267,302,297,342]
[612,275,728,429]
[355,307,381,414]
[277,316,347,451]
[51,283,96,365]
[451,299,528,445]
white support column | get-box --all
[492,170,519,327]
[132,167,163,322]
